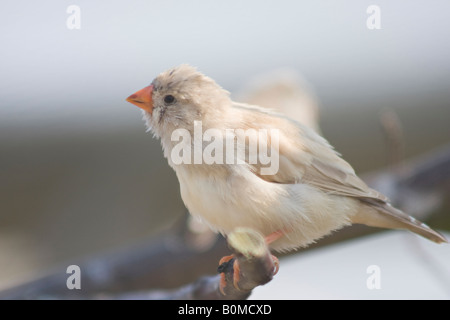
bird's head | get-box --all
[126,64,231,139]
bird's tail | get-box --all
[353,199,448,244]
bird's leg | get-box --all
[264,229,285,276]
[265,229,285,245]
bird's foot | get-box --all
[218,254,241,295]
[217,253,280,295]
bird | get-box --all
[126,64,447,291]
[240,68,321,133]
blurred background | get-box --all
[1,0,449,295]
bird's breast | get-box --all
[175,165,271,234]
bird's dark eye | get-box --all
[164,95,175,104]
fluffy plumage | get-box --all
[129,64,447,251]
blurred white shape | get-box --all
[186,215,218,252]
[250,231,450,300]
[0,232,49,291]
[240,70,321,133]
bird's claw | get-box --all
[218,254,242,295]
[271,254,280,275]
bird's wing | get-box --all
[231,102,448,244]
[302,157,389,202]
[271,126,447,243]
[232,102,388,202]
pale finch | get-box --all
[126,65,447,288]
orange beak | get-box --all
[126,85,154,114]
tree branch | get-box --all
[2,144,449,300]
[102,228,275,300]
